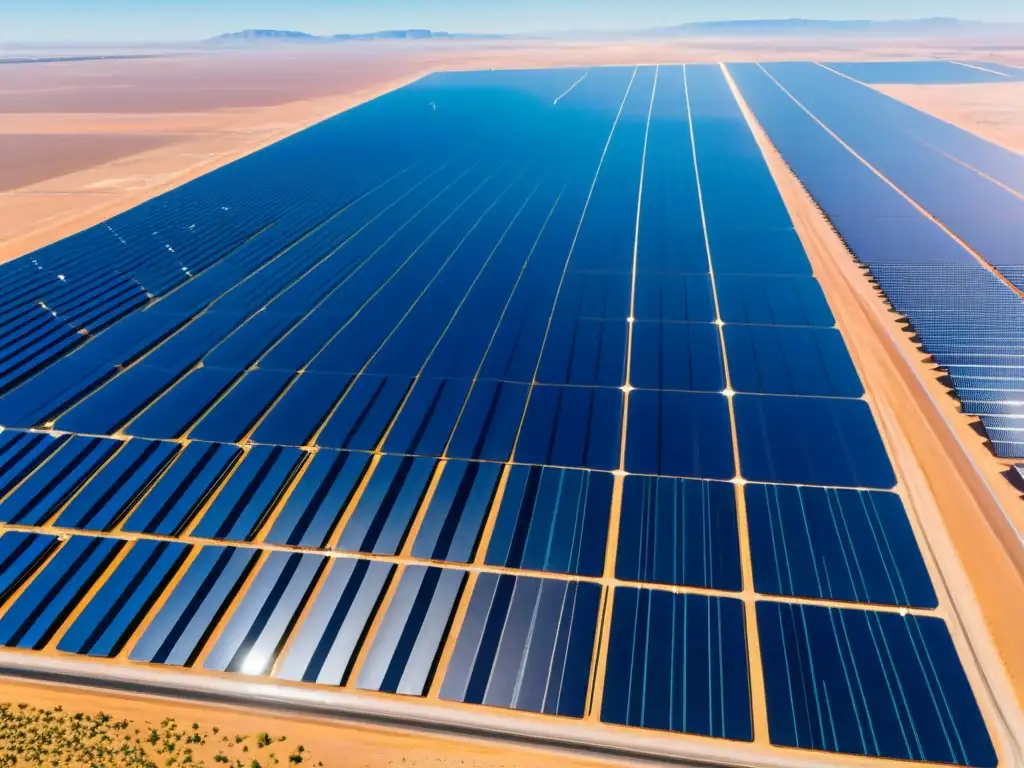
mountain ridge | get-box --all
[205,18,1019,44]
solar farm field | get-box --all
[730,61,1024,462]
[0,63,1012,767]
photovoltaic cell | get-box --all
[0,435,120,525]
[125,366,240,440]
[0,535,122,649]
[130,545,258,666]
[382,377,473,457]
[446,380,529,462]
[315,374,413,451]
[734,395,896,489]
[746,484,936,607]
[616,475,740,590]
[485,464,611,577]
[191,444,305,542]
[626,390,734,479]
[515,385,622,471]
[122,441,241,535]
[725,325,862,397]
[0,431,68,500]
[630,322,725,392]
[440,572,600,718]
[0,531,58,606]
[276,557,394,685]
[250,372,353,447]
[336,454,437,556]
[715,275,835,327]
[602,588,752,740]
[204,551,326,674]
[188,368,294,443]
[357,565,466,696]
[411,459,502,564]
[55,438,180,531]
[758,602,996,766]
[264,449,370,548]
[57,539,189,657]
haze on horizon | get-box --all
[1,0,1022,44]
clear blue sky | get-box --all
[1,0,1019,43]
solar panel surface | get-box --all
[0,63,1001,766]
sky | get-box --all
[1,0,1021,43]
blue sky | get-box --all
[1,0,1019,43]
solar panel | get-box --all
[616,475,741,590]
[734,395,897,488]
[602,588,751,739]
[746,484,937,607]
[758,602,997,766]
[440,572,600,717]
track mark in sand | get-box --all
[553,72,589,106]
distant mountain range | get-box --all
[205,28,504,44]
[206,18,1017,45]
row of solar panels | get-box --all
[0,428,931,606]
[825,60,1024,85]
[731,63,1024,459]
[0,382,896,489]
[0,530,996,766]
[0,63,611,401]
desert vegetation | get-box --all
[0,702,319,767]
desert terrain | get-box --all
[2,37,1024,768]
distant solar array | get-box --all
[823,60,1024,84]
[0,64,999,766]
[732,61,1024,461]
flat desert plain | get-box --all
[2,37,1024,767]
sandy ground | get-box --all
[0,679,618,768]
[728,70,1024,753]
[876,81,1024,152]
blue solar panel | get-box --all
[0,531,58,606]
[357,565,466,696]
[0,64,998,759]
[130,545,257,666]
[276,556,394,685]
[603,588,751,739]
[485,464,611,577]
[716,275,835,326]
[336,454,437,556]
[825,61,1011,85]
[204,551,325,674]
[725,325,863,397]
[735,395,896,488]
[412,460,502,564]
[58,540,189,657]
[630,321,724,391]
[516,385,622,471]
[440,572,600,717]
[0,535,122,649]
[759,602,996,766]
[264,449,370,548]
[626,390,734,479]
[616,475,741,590]
[746,484,937,607]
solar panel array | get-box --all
[823,60,1024,84]
[0,64,999,766]
[732,62,1024,461]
